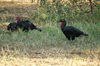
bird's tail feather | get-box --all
[37,28,42,32]
[84,33,89,36]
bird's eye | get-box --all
[61,19,64,22]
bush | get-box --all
[32,1,100,23]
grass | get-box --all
[0,22,100,66]
[0,1,100,66]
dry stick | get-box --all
[89,0,93,13]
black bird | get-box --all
[7,22,18,32]
[14,17,42,32]
[57,19,88,40]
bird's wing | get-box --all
[63,26,83,34]
[30,23,37,29]
[7,25,10,30]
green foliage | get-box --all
[40,0,47,6]
[32,1,100,24]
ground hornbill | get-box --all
[14,17,42,32]
[57,19,88,40]
[7,22,18,32]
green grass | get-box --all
[0,22,100,55]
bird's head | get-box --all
[57,19,66,23]
[14,17,20,22]
[57,19,66,27]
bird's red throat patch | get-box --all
[61,19,64,22]
[60,19,64,27]
[17,17,20,22]
[60,22,64,27]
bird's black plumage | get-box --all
[15,17,42,32]
[57,19,88,40]
[7,23,18,32]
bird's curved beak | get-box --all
[14,17,18,20]
[57,20,60,23]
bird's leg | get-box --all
[70,37,72,44]
[23,28,25,31]
[69,37,75,45]
[64,41,67,49]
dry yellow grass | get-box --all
[0,56,100,66]
[0,23,9,26]
[0,46,99,66]
[0,2,38,20]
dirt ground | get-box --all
[0,2,39,30]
